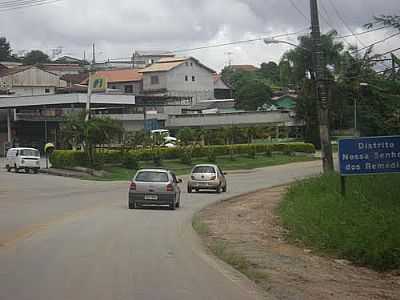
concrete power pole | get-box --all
[310,0,334,173]
[85,43,96,121]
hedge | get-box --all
[50,143,315,169]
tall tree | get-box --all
[235,79,272,111]
[259,61,280,84]
[22,50,50,65]
[282,30,344,83]
[0,37,12,61]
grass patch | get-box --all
[192,215,209,236]
[279,173,400,271]
[91,154,316,181]
[193,215,270,287]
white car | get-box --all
[6,147,41,173]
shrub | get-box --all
[207,148,217,163]
[122,154,139,170]
[179,148,193,165]
[50,142,315,169]
[264,146,272,157]
[247,145,257,159]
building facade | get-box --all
[140,57,215,104]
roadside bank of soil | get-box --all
[195,186,400,300]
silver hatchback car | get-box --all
[129,169,182,210]
[187,164,227,193]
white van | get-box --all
[6,147,41,173]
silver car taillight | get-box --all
[166,184,174,192]
[129,181,136,190]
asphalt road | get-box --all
[0,160,322,300]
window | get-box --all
[45,88,50,93]
[135,171,169,182]
[20,149,40,157]
[185,75,188,82]
[192,76,195,82]
[124,85,133,93]
[185,62,189,66]
[192,166,216,174]
[190,62,193,67]
[151,75,159,85]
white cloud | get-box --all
[0,0,399,71]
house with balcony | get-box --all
[139,57,216,104]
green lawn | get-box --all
[93,154,316,181]
[279,173,400,271]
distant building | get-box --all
[100,51,176,70]
[272,94,297,110]
[132,50,176,69]
[54,56,86,64]
[139,57,216,104]
[81,69,143,94]
[0,65,67,96]
[0,61,23,69]
[229,64,259,72]
[41,64,85,76]
[213,74,232,99]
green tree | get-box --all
[283,30,344,83]
[60,113,123,167]
[0,37,12,61]
[235,79,272,111]
[22,50,50,65]
[259,61,280,84]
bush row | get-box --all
[50,143,315,169]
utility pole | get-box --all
[310,0,334,173]
[86,43,96,121]
[131,51,136,69]
[391,53,396,81]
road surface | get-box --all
[0,160,322,300]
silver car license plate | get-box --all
[144,194,158,200]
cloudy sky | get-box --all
[1,0,399,72]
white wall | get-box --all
[4,67,67,89]
[166,58,214,102]
[142,72,167,91]
[12,86,56,97]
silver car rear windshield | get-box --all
[20,149,39,157]
[135,171,169,182]
[192,166,216,174]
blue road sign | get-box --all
[339,136,400,176]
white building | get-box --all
[139,57,216,104]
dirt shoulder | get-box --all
[195,186,400,300]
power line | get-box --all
[107,29,309,61]
[336,26,388,39]
[0,0,61,11]
[352,31,400,53]
[375,46,400,58]
[287,0,309,21]
[325,0,391,69]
